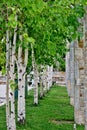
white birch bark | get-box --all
[31,43,38,105]
[18,46,25,123]
[46,65,50,91]
[48,66,53,88]
[6,12,17,130]
[9,14,17,130]
[6,29,10,130]
[43,67,48,94]
[17,43,28,123]
[50,66,53,87]
[39,70,44,98]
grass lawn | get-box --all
[0,85,84,130]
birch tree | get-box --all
[5,7,17,130]
[17,34,29,124]
[9,14,17,130]
[39,71,44,98]
[31,39,39,105]
[6,29,10,130]
[37,65,44,99]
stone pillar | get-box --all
[66,40,72,97]
[70,42,75,106]
[66,51,71,96]
[74,40,85,124]
[83,7,87,130]
[66,40,85,124]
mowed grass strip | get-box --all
[18,85,84,130]
[0,85,84,130]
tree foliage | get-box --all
[0,0,85,71]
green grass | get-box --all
[0,105,6,130]
[0,85,84,130]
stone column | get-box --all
[70,42,75,106]
[83,7,87,130]
[66,40,72,97]
[74,40,85,124]
[66,51,71,96]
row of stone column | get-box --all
[66,7,87,130]
[66,40,85,125]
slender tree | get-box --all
[17,34,29,124]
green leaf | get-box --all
[10,80,17,91]
[28,37,35,44]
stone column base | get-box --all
[85,124,87,130]
[75,110,84,125]
[70,97,74,106]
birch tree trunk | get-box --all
[17,43,28,124]
[46,65,50,91]
[34,65,38,105]
[31,43,38,105]
[18,64,26,124]
[6,12,17,130]
[43,67,48,95]
[17,46,25,124]
[39,71,44,99]
[9,18,17,130]
[6,29,10,130]
[50,66,53,87]
[48,66,53,88]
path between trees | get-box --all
[0,85,84,130]
[17,85,84,130]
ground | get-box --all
[0,85,84,130]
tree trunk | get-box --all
[18,66,26,124]
[17,44,28,124]
[31,43,38,105]
[6,24,17,130]
[6,29,10,130]
[39,72,44,99]
[46,65,50,91]
[43,67,48,95]
[47,65,53,89]
[9,54,16,130]
[17,46,25,123]
[9,14,17,130]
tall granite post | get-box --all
[74,40,85,124]
[70,42,75,106]
[66,43,71,97]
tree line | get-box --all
[0,0,86,130]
